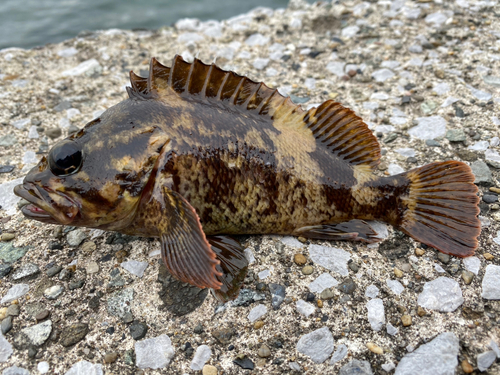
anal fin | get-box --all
[208,236,248,302]
[294,219,380,243]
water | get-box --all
[0,0,293,50]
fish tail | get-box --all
[397,161,480,257]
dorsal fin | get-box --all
[127,71,149,99]
[128,55,381,169]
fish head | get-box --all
[15,99,170,230]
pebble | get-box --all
[202,365,218,375]
[461,270,474,284]
[481,264,500,299]
[396,332,458,374]
[0,233,15,241]
[296,299,315,317]
[387,323,398,336]
[408,116,447,140]
[484,253,495,260]
[309,273,338,293]
[2,367,30,375]
[462,256,480,275]
[461,359,473,373]
[245,33,269,46]
[394,268,403,278]
[66,229,87,247]
[337,278,356,294]
[301,265,313,275]
[14,320,52,347]
[104,352,118,363]
[37,362,50,374]
[367,299,385,331]
[365,285,379,299]
[44,285,64,300]
[471,161,493,186]
[483,194,498,203]
[60,323,88,347]
[129,321,148,340]
[1,317,12,334]
[330,344,348,365]
[65,360,103,375]
[85,261,99,274]
[417,277,464,312]
[281,236,303,248]
[372,69,395,82]
[45,127,62,139]
[0,178,24,215]
[12,263,40,280]
[6,304,20,317]
[293,253,307,265]
[248,304,267,322]
[437,253,450,264]
[254,321,264,329]
[121,260,148,277]
[309,244,350,276]
[477,351,496,372]
[339,360,373,375]
[107,288,134,319]
[296,327,334,363]
[35,309,50,321]
[257,344,271,358]
[401,315,412,327]
[191,345,212,370]
[366,342,383,354]
[233,356,254,370]
[46,265,62,277]
[0,264,12,278]
[1,284,29,303]
[268,283,286,310]
[386,279,404,295]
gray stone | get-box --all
[445,129,466,142]
[1,284,29,303]
[296,299,315,317]
[481,264,500,299]
[135,335,175,369]
[471,161,493,186]
[372,69,395,82]
[248,304,267,322]
[45,127,62,139]
[46,265,62,277]
[0,178,24,216]
[330,344,348,365]
[13,320,52,348]
[367,298,385,331]
[44,285,64,300]
[365,285,379,299]
[65,360,103,375]
[386,279,404,295]
[409,116,447,140]
[190,345,212,371]
[60,323,89,347]
[297,327,334,363]
[484,75,500,88]
[0,264,12,278]
[12,263,40,280]
[6,304,19,317]
[490,340,500,358]
[1,317,12,335]
[245,33,269,46]
[387,323,398,336]
[0,134,17,147]
[107,288,134,319]
[62,59,101,77]
[309,273,338,293]
[269,283,286,310]
[417,277,463,312]
[66,230,87,247]
[2,366,30,375]
[129,321,148,340]
[477,351,496,372]
[121,260,148,278]
[395,332,459,375]
[309,245,350,276]
[0,332,13,362]
[339,359,373,375]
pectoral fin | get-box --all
[208,236,248,302]
[159,189,222,290]
[295,219,380,243]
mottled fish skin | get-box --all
[15,56,480,293]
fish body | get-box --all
[15,56,480,300]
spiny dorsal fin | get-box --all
[127,71,149,99]
[128,55,381,169]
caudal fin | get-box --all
[399,161,480,257]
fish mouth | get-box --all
[14,183,79,225]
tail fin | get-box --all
[399,161,480,257]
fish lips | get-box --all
[14,183,79,225]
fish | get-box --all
[14,55,481,301]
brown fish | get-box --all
[14,56,481,300]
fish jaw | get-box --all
[14,183,79,225]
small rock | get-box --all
[6,304,20,317]
[37,362,50,374]
[309,245,350,276]
[296,299,315,317]
[35,309,50,321]
[437,253,450,264]
[366,342,383,354]
[12,263,40,280]
[248,304,267,322]
[233,356,254,370]
[302,265,313,275]
[212,328,234,344]
[296,327,334,364]
[68,279,85,290]
[309,273,338,293]
[394,268,404,278]
[104,352,118,363]
[258,344,271,358]
[481,264,500,299]
[0,264,12,278]
[65,360,103,375]
[461,270,474,284]
[0,332,13,361]
[121,260,148,277]
[477,351,496,372]
[387,323,398,336]
[13,320,52,348]
[337,278,356,294]
[386,279,404,295]
[44,285,64,300]
[1,284,29,303]
[471,161,493,186]
[191,345,212,370]
[339,359,373,375]
[0,233,15,241]
[107,288,134,319]
[401,315,412,327]
[462,256,481,275]
[60,323,89,347]
[461,359,473,373]
[45,127,62,139]
[202,365,218,375]
[330,344,348,365]
[367,299,385,331]
[293,253,307,266]
[2,366,30,375]
[365,285,379,299]
[1,317,12,334]
[129,321,148,340]
[254,321,264,329]
[46,265,62,277]
[268,283,286,310]
[417,277,464,312]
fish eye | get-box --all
[48,140,83,176]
